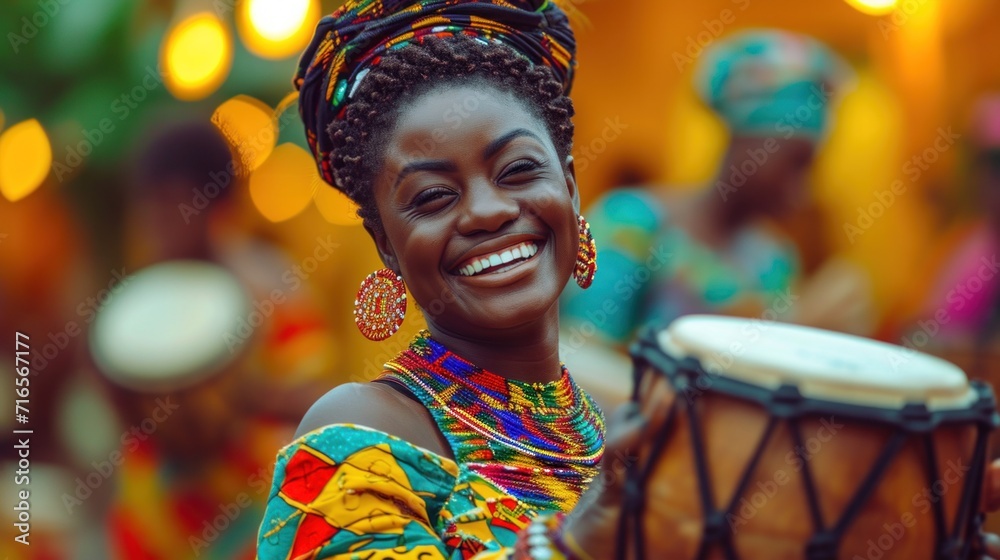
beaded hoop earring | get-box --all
[573,215,597,289]
[354,269,406,341]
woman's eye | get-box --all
[412,188,453,207]
[499,159,544,181]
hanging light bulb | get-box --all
[237,0,320,60]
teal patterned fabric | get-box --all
[694,29,851,140]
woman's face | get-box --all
[370,83,578,338]
[728,135,816,218]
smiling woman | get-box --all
[253,1,647,559]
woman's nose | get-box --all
[456,179,520,235]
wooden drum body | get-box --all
[620,316,999,560]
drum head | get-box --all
[660,315,976,410]
[89,261,250,393]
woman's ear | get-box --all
[564,155,580,214]
[364,224,400,273]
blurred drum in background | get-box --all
[621,315,998,560]
[89,260,250,393]
[86,260,268,560]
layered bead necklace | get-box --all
[380,330,605,512]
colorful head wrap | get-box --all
[695,29,852,140]
[295,0,577,187]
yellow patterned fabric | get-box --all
[257,424,570,559]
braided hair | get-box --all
[327,35,575,234]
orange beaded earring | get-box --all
[354,269,407,341]
[573,214,597,289]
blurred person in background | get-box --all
[560,30,876,407]
[125,118,335,420]
[85,120,334,559]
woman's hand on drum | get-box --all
[561,399,670,559]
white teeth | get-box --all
[458,241,539,276]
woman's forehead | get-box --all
[386,85,552,158]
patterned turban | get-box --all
[695,29,853,140]
[295,0,577,187]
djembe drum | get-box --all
[620,315,999,560]
[88,260,251,392]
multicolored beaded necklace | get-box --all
[379,330,605,512]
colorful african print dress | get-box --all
[256,331,605,559]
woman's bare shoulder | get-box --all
[294,382,451,458]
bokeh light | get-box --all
[845,0,899,16]
[211,95,277,175]
[249,143,319,222]
[314,182,363,226]
[0,119,52,202]
[237,0,320,60]
[161,12,233,101]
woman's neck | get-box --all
[424,310,563,384]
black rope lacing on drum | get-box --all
[790,416,827,535]
[697,416,778,560]
[618,328,1000,560]
[954,423,991,559]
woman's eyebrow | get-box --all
[393,160,458,191]
[482,128,544,161]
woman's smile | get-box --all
[454,240,540,277]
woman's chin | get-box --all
[432,297,559,335]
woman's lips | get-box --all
[454,241,539,277]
